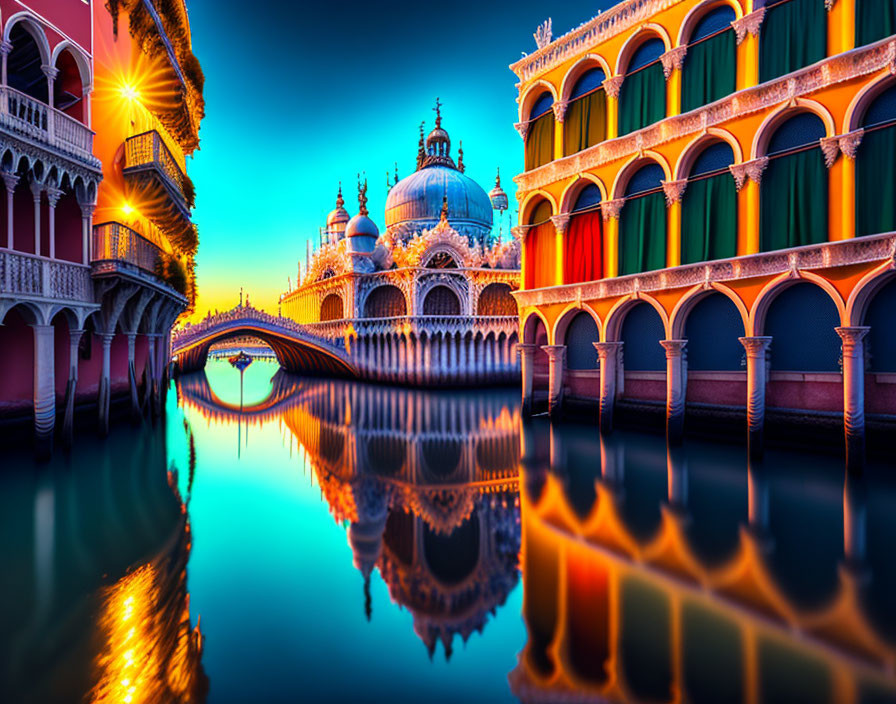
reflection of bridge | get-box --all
[171,306,357,377]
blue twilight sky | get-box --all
[184,0,614,318]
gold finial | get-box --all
[336,182,344,209]
[417,121,426,169]
[457,140,464,172]
[440,194,449,221]
[495,167,501,187]
[357,173,368,216]
[434,97,442,129]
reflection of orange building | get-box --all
[512,0,896,461]
[512,421,896,703]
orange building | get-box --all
[511,0,896,461]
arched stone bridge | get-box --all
[171,306,357,377]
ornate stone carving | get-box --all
[728,163,748,191]
[744,157,769,185]
[601,198,625,221]
[551,213,571,234]
[602,75,624,99]
[661,179,687,206]
[552,100,568,123]
[839,128,864,159]
[731,8,765,45]
[514,121,529,141]
[534,19,553,49]
[660,46,687,79]
[820,136,841,168]
[824,0,836,11]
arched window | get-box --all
[619,38,666,136]
[477,283,517,316]
[364,285,406,318]
[685,294,744,370]
[681,141,737,264]
[320,294,343,322]
[864,279,896,373]
[565,312,599,369]
[681,6,737,112]
[564,67,607,155]
[857,84,896,237]
[425,251,458,268]
[8,24,48,104]
[525,92,555,171]
[760,113,827,252]
[621,303,666,371]
[565,183,603,283]
[760,0,826,83]
[619,163,666,275]
[422,285,461,315]
[54,49,85,122]
[524,199,556,289]
[856,0,896,47]
[765,283,840,371]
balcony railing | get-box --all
[124,130,190,204]
[0,86,96,163]
[0,248,93,302]
[92,222,165,275]
[301,316,521,340]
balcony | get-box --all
[0,248,93,304]
[91,222,187,301]
[0,86,97,165]
[124,130,193,210]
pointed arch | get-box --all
[603,293,670,342]
[3,12,51,66]
[670,283,748,339]
[749,271,847,337]
[552,302,603,346]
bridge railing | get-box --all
[302,316,520,339]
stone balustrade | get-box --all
[0,248,93,302]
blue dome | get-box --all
[345,213,378,253]
[385,165,493,239]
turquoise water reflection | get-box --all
[3,358,896,703]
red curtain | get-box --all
[525,201,557,289]
[565,210,603,283]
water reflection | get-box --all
[0,423,206,704]
[512,418,896,704]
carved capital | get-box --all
[593,341,623,360]
[839,128,864,160]
[44,186,63,208]
[820,136,841,168]
[660,339,688,358]
[836,326,870,357]
[41,65,59,81]
[744,156,769,185]
[79,202,96,219]
[551,213,571,235]
[541,344,567,362]
[739,336,772,357]
[601,197,625,221]
[660,46,688,79]
[731,8,765,45]
[1,171,19,192]
[511,225,527,242]
[728,163,748,191]
[824,0,836,11]
[517,343,539,358]
[602,75,624,99]
[29,179,44,199]
[514,121,530,141]
[661,179,688,206]
[552,100,568,123]
[0,40,12,57]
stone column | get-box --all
[660,339,688,445]
[594,342,623,434]
[518,343,538,417]
[98,332,114,435]
[62,328,84,446]
[45,187,61,260]
[42,65,58,110]
[837,326,870,470]
[30,180,42,256]
[32,324,56,457]
[145,334,157,416]
[79,202,95,265]
[542,345,566,418]
[0,40,11,87]
[2,171,17,250]
[739,336,772,458]
[126,332,140,421]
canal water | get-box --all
[2,358,895,703]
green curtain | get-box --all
[856,0,896,46]
[564,90,607,155]
[619,63,666,136]
[759,0,826,83]
[681,173,738,264]
[857,126,896,237]
[681,30,736,113]
[525,112,554,170]
[619,192,667,275]
[760,148,827,252]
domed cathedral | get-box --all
[280,101,522,388]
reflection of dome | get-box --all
[385,166,493,240]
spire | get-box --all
[495,167,501,187]
[357,173,368,216]
[416,121,425,170]
[433,96,442,129]
[393,162,399,186]
[457,140,464,172]
[335,182,344,209]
